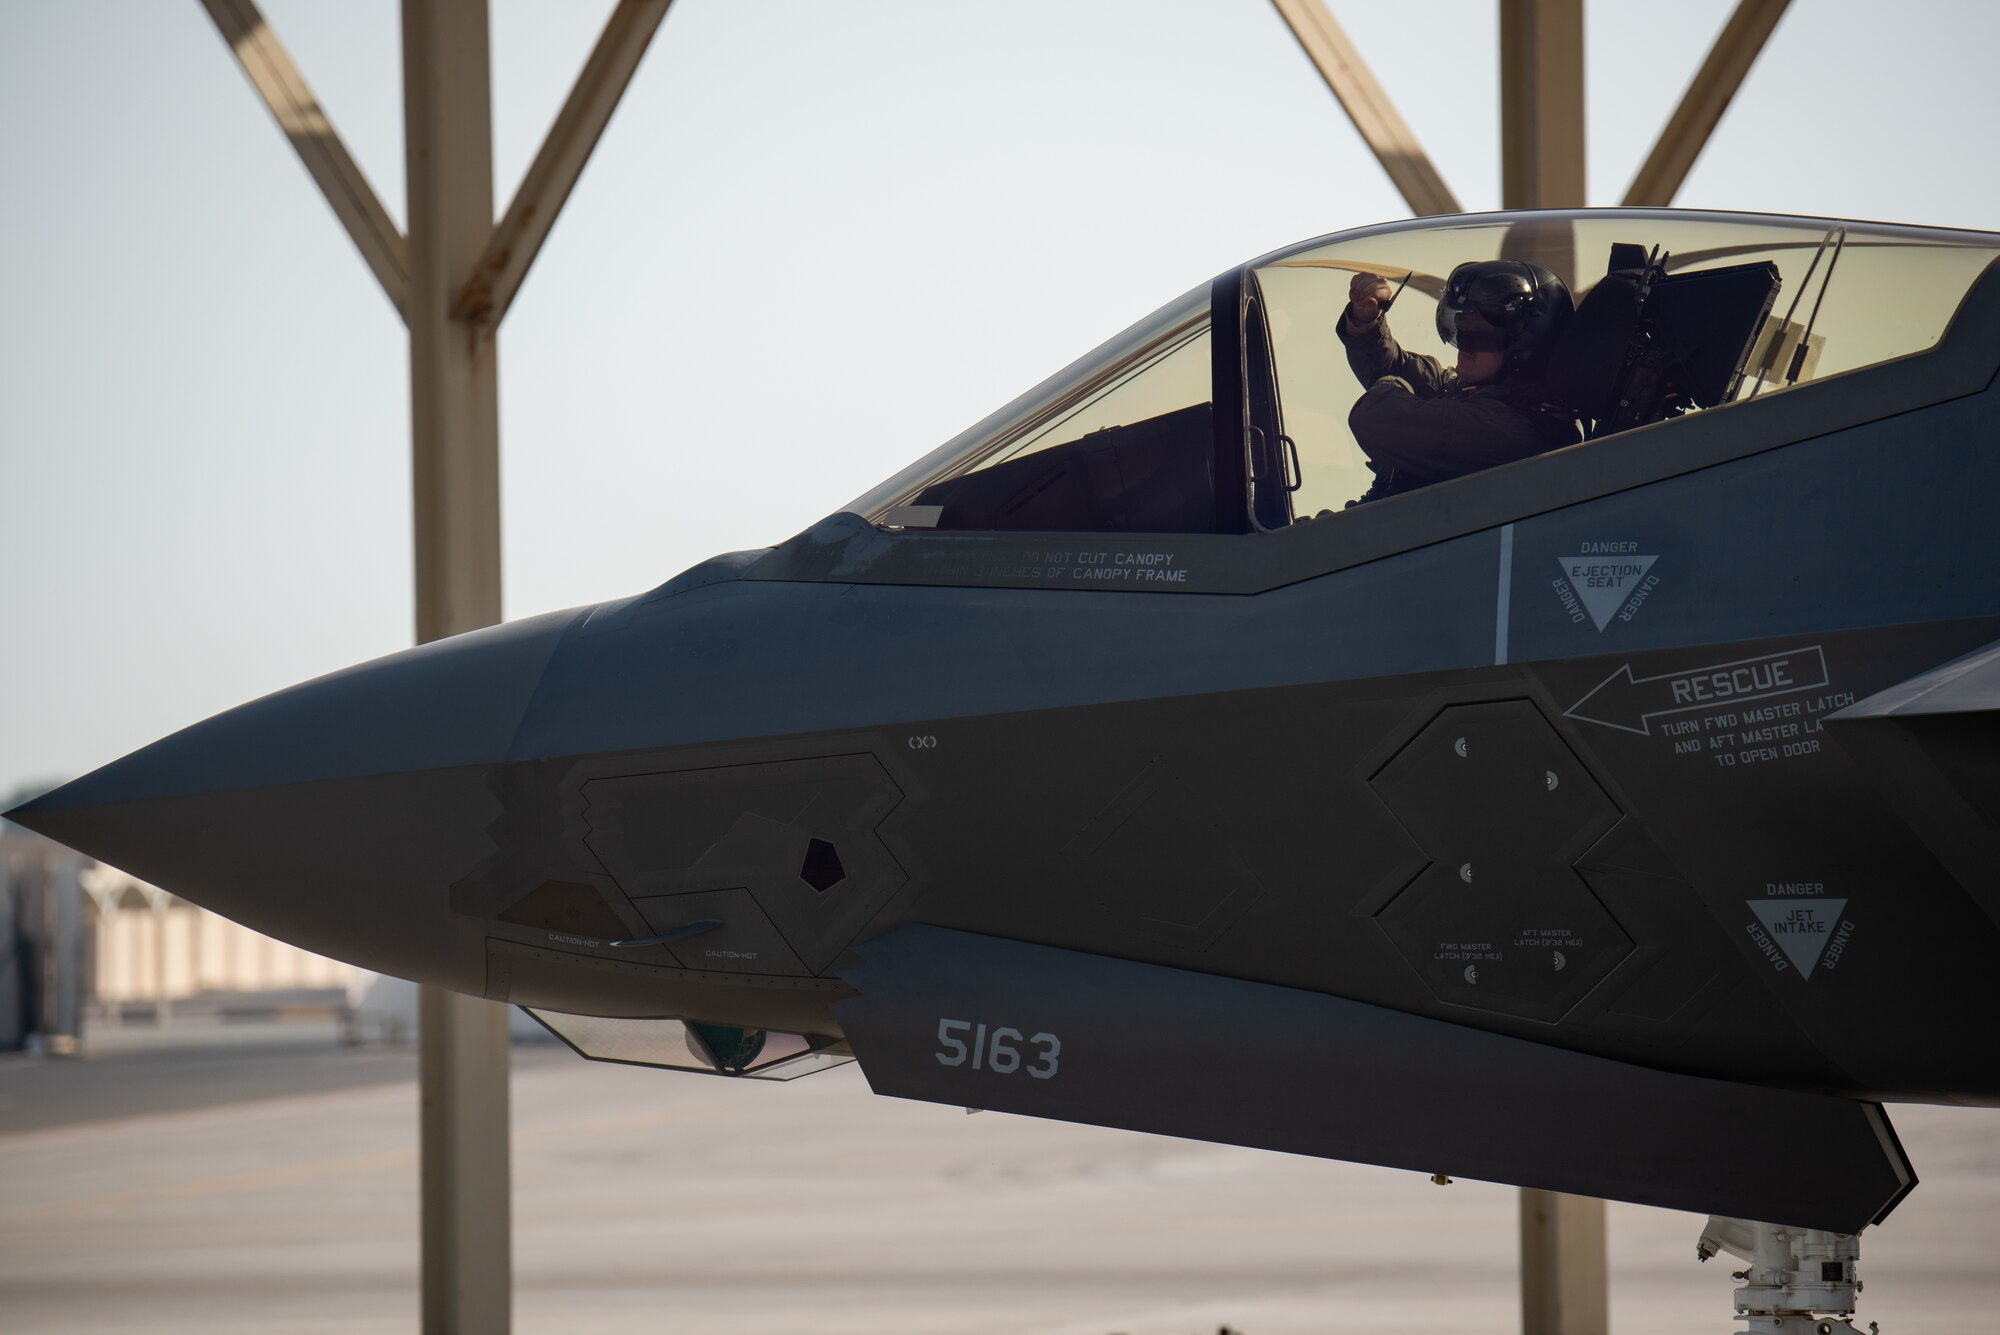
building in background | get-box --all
[78,862,351,1019]
[3,818,543,1049]
[1,822,356,1049]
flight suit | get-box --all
[1337,311,1579,503]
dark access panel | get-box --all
[1371,701,1630,1021]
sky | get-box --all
[4,0,1998,799]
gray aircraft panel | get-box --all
[1506,391,2000,664]
[503,534,1504,765]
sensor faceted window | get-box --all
[800,838,846,892]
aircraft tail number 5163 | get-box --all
[936,1018,1061,1078]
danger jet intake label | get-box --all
[1744,891,1855,980]
[1553,542,1661,630]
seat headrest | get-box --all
[1545,271,1644,421]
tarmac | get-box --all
[1,1019,1995,1334]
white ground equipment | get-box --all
[1698,1216,1877,1335]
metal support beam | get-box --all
[198,0,409,319]
[418,988,512,1333]
[1622,0,1791,206]
[204,0,663,1326]
[1268,0,1461,217]
[1520,1189,1608,1335]
[404,2,509,1332]
[453,0,674,329]
[1498,0,1586,209]
[405,0,503,646]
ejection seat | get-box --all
[1545,244,1782,439]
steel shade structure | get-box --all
[163,2,1804,1330]
[198,2,671,1329]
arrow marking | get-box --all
[1565,645,1829,735]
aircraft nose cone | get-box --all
[7,607,585,993]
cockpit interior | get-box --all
[850,211,1999,537]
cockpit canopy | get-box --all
[847,210,1999,534]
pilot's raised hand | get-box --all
[1348,271,1396,327]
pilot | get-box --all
[1338,260,1579,504]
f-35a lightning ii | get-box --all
[15,208,2000,1332]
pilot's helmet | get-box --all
[1436,260,1573,378]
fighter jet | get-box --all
[14,209,2000,1279]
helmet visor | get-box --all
[1447,317,1508,353]
[1436,262,1538,349]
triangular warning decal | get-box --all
[1747,899,1848,979]
[1557,555,1659,630]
